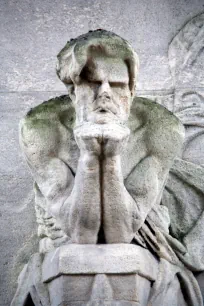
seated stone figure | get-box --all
[13,30,203,306]
[20,30,184,246]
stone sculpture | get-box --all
[12,29,204,306]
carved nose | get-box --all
[99,93,111,101]
[98,82,111,98]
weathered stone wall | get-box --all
[1,1,204,305]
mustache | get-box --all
[93,96,118,115]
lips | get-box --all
[93,105,117,115]
[95,107,112,114]
[93,96,118,115]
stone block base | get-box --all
[11,244,159,306]
[44,244,159,306]
[47,274,151,306]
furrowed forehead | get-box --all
[86,56,129,83]
[57,30,139,95]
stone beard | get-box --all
[11,30,204,306]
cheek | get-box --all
[75,86,95,107]
[120,96,131,114]
[112,88,131,113]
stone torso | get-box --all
[20,95,183,249]
[22,95,182,179]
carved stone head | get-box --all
[56,30,139,125]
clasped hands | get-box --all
[74,122,130,158]
[55,122,140,243]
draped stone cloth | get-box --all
[144,13,204,304]
[142,158,204,305]
[129,158,204,306]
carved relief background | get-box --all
[0,1,204,305]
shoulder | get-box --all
[21,95,75,129]
[129,97,185,160]
[20,95,75,153]
[130,96,184,133]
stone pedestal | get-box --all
[44,244,159,306]
[12,244,159,306]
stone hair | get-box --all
[56,29,139,96]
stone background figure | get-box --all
[1,1,204,305]
[162,11,204,296]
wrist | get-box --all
[103,155,121,168]
[80,152,99,171]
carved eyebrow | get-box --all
[80,69,101,83]
[109,81,128,87]
[88,80,102,84]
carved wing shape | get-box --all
[162,12,204,271]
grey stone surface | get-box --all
[0,92,64,305]
[161,13,204,272]
[11,244,196,306]
[45,247,154,306]
[12,245,156,306]
[42,244,158,282]
[1,1,204,305]
[0,0,204,92]
[20,32,185,250]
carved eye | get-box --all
[90,80,102,85]
[109,82,126,88]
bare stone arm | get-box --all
[101,117,185,243]
[58,153,100,243]
[102,154,139,243]
[101,124,137,243]
[101,124,160,243]
[103,154,161,243]
[58,124,103,243]
[20,118,101,244]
